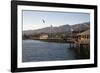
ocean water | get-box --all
[22,40,77,62]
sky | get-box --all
[22,10,90,30]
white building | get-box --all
[40,34,48,39]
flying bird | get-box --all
[42,19,45,24]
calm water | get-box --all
[22,40,77,62]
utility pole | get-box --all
[70,26,73,48]
[78,24,81,54]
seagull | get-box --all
[42,19,45,24]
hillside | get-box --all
[23,22,90,35]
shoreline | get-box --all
[23,39,75,43]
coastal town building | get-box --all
[40,34,48,39]
[77,29,90,44]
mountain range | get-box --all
[23,22,90,35]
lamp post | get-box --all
[50,25,53,39]
[78,24,81,54]
[71,27,73,39]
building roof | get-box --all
[77,29,90,36]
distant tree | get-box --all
[22,34,30,40]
